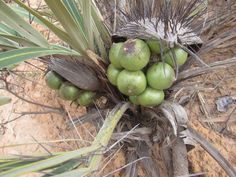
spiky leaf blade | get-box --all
[0,47,80,69]
[0,0,48,47]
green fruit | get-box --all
[146,40,167,54]
[45,71,63,90]
[109,42,123,69]
[163,47,188,67]
[129,95,139,105]
[59,82,80,100]
[107,64,122,86]
[117,70,146,96]
[147,62,175,90]
[138,87,164,107]
[119,39,150,71]
[77,91,95,106]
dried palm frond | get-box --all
[97,0,208,45]
[49,58,102,91]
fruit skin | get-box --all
[147,62,175,90]
[59,82,80,101]
[146,40,167,54]
[117,70,147,96]
[120,39,150,71]
[163,47,188,67]
[138,87,164,107]
[107,64,122,86]
[129,95,139,105]
[109,42,123,69]
[77,91,95,106]
[45,71,62,90]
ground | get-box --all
[0,0,236,177]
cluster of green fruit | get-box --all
[45,71,95,106]
[107,39,188,107]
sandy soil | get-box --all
[185,43,236,176]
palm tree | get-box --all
[0,0,236,176]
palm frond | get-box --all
[0,47,80,69]
[0,0,49,47]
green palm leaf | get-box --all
[0,36,18,49]
[0,33,37,47]
[0,47,80,69]
[9,4,44,25]
[0,96,12,106]
[13,0,75,50]
[0,23,20,36]
[44,0,88,54]
[0,145,98,177]
[0,0,48,47]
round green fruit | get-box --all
[119,39,150,71]
[146,40,167,54]
[117,70,146,96]
[138,87,164,107]
[109,42,123,69]
[59,82,80,101]
[77,91,95,106]
[163,47,188,67]
[129,95,139,105]
[147,62,175,90]
[45,71,62,90]
[107,64,122,86]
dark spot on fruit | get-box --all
[123,40,135,54]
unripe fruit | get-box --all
[119,39,150,71]
[146,62,175,90]
[109,42,123,69]
[138,87,164,107]
[146,40,168,54]
[45,71,62,90]
[163,47,188,67]
[129,95,139,105]
[59,82,80,101]
[107,64,122,86]
[117,70,147,96]
[77,91,95,106]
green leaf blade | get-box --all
[0,96,12,106]
[13,0,75,50]
[0,0,48,47]
[42,160,81,177]
[44,0,88,54]
[0,47,80,69]
[0,145,98,177]
[0,33,37,47]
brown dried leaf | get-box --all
[177,57,236,81]
[136,142,161,177]
[160,101,189,136]
[50,58,101,91]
